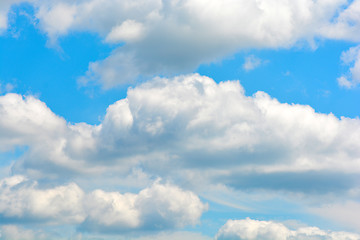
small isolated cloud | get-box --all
[0,81,16,94]
[243,55,266,71]
[337,45,360,88]
[215,218,360,240]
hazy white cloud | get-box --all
[310,201,360,231]
[216,218,360,240]
[78,49,140,88]
[0,14,7,32]
[0,225,49,240]
[131,231,212,240]
[243,55,266,71]
[105,20,145,43]
[337,45,360,88]
[0,0,26,33]
[0,82,15,94]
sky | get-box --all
[0,0,360,239]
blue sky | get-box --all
[1,1,360,239]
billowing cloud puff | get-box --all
[3,0,360,86]
[0,176,206,232]
[0,176,85,224]
[0,93,66,151]
[1,74,360,194]
[81,182,207,233]
[215,218,360,240]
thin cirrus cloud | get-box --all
[3,0,360,87]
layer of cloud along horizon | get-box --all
[216,218,360,240]
[0,176,207,233]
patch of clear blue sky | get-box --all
[1,3,359,128]
[198,40,360,119]
[0,3,126,125]
[184,196,339,237]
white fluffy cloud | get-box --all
[0,176,206,233]
[215,218,360,240]
[0,175,85,224]
[0,94,66,151]
[3,0,360,86]
[81,182,207,233]
[1,74,360,194]
[72,0,352,86]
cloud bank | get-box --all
[216,218,360,240]
[1,74,360,195]
[0,176,206,233]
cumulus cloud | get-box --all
[337,45,360,88]
[1,74,360,194]
[3,0,359,86]
[215,218,360,240]
[320,0,360,42]
[81,182,207,233]
[0,93,67,151]
[0,176,206,233]
[0,175,85,224]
